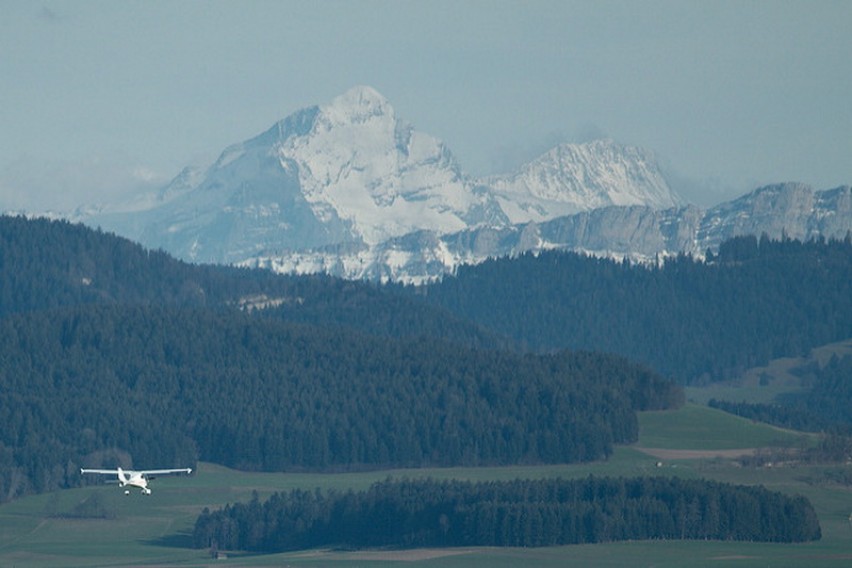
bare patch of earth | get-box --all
[635,447,758,460]
[345,548,476,561]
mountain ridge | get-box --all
[244,183,852,283]
[73,86,682,274]
[65,86,849,282]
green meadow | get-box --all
[637,402,814,450]
[1,404,851,567]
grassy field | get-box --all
[637,402,814,450]
[1,404,851,567]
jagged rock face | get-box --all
[699,182,815,249]
[144,148,355,264]
[698,183,852,250]
[534,205,703,258]
[814,186,852,236]
[483,140,681,223]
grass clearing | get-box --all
[638,402,813,450]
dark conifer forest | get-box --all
[0,216,499,348]
[192,476,821,551]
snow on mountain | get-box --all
[79,86,511,263]
[482,139,681,224]
[268,86,504,244]
[70,85,804,282]
[244,184,851,284]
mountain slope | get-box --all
[270,86,504,244]
[81,86,508,263]
[698,182,852,250]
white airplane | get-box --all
[80,466,192,495]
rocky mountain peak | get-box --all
[322,85,394,126]
[481,139,680,224]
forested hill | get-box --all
[415,235,852,383]
[0,305,680,500]
[0,215,499,348]
[0,215,681,501]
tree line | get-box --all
[192,476,821,552]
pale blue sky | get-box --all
[1,0,850,210]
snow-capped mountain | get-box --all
[70,86,848,284]
[270,87,508,245]
[79,86,508,263]
[75,86,681,271]
[483,139,681,224]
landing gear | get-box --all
[124,489,131,496]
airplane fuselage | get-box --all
[117,467,152,495]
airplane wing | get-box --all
[136,468,193,477]
[80,468,192,476]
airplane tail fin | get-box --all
[117,467,129,487]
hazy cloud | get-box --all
[37,5,64,23]
[488,131,569,176]
[1,155,163,213]
[573,123,609,144]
